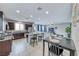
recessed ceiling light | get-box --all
[16,10,20,13]
[30,15,33,18]
[45,11,49,14]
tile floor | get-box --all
[9,38,69,56]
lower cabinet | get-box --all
[0,40,12,56]
[13,33,25,40]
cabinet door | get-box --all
[8,22,14,30]
[0,40,12,56]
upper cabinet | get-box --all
[8,22,14,30]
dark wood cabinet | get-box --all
[25,24,32,30]
[0,40,12,56]
[8,22,14,30]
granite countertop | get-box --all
[0,36,13,42]
[5,30,28,34]
[0,30,28,33]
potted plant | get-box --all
[65,24,71,38]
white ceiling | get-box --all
[0,3,72,24]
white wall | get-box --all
[72,22,79,55]
[71,4,79,56]
[47,23,70,37]
[54,23,70,37]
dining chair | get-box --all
[30,34,38,47]
[38,33,44,41]
[49,44,63,56]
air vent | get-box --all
[37,7,42,11]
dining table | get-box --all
[43,37,76,56]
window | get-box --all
[42,25,44,32]
[39,25,41,31]
[20,24,24,30]
[15,23,19,30]
[15,23,24,30]
[37,24,47,32]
